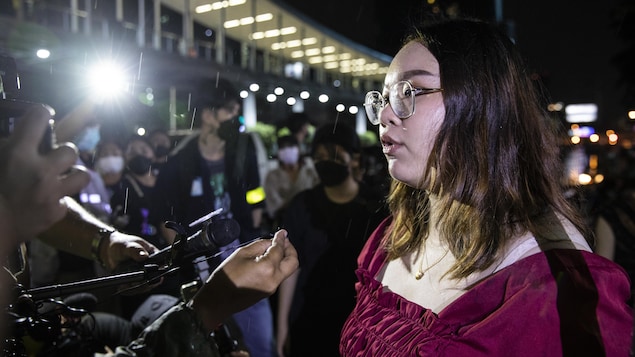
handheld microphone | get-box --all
[147,218,241,267]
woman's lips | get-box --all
[381,135,400,155]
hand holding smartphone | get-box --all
[0,99,55,153]
[0,103,90,242]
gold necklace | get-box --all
[414,249,449,280]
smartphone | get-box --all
[0,99,55,154]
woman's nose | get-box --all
[379,103,402,127]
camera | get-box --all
[0,55,55,153]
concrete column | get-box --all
[169,86,177,131]
[116,0,123,22]
[137,0,145,47]
[243,93,257,128]
[83,0,91,35]
[215,7,226,64]
[70,0,78,33]
[180,0,194,56]
[355,109,367,135]
[153,0,161,50]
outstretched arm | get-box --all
[38,197,158,270]
[191,229,299,333]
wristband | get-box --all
[91,228,115,268]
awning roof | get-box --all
[159,0,392,82]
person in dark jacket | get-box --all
[151,77,272,357]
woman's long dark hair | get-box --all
[384,19,590,279]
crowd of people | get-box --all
[1,15,633,357]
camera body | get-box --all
[0,55,55,153]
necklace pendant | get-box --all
[415,271,424,280]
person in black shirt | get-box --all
[276,123,388,357]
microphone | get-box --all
[148,218,241,267]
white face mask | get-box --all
[278,146,300,165]
[95,156,125,174]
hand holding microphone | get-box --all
[147,218,242,267]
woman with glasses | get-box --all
[340,18,632,356]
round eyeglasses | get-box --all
[364,81,443,126]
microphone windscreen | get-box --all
[207,218,241,247]
[63,292,98,313]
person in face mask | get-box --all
[264,135,319,226]
[111,136,159,241]
[150,77,268,357]
[73,124,102,168]
[148,129,172,175]
[94,140,125,196]
[110,135,174,318]
[275,122,389,357]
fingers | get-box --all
[58,166,91,197]
[274,232,299,276]
[10,104,55,153]
[47,142,79,173]
[237,230,288,260]
[123,241,154,262]
[261,230,288,261]
[132,238,159,256]
[246,230,299,278]
[44,142,90,199]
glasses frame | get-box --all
[364,81,443,125]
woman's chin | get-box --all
[388,166,417,187]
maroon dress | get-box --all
[340,218,633,356]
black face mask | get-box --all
[127,156,153,175]
[217,118,241,143]
[315,161,349,187]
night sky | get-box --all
[278,0,627,127]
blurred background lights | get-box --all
[266,93,277,102]
[249,83,260,92]
[299,90,310,99]
[578,173,593,185]
[240,90,249,98]
[274,87,284,95]
[136,127,146,136]
[348,106,359,114]
[629,110,635,120]
[547,102,564,112]
[594,174,605,184]
[565,103,598,123]
[286,97,296,105]
[336,104,345,112]
[318,94,329,103]
[36,48,50,59]
[608,133,619,145]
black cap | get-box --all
[311,123,360,155]
[285,112,311,134]
[193,77,240,110]
[277,134,299,148]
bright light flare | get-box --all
[87,61,128,100]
